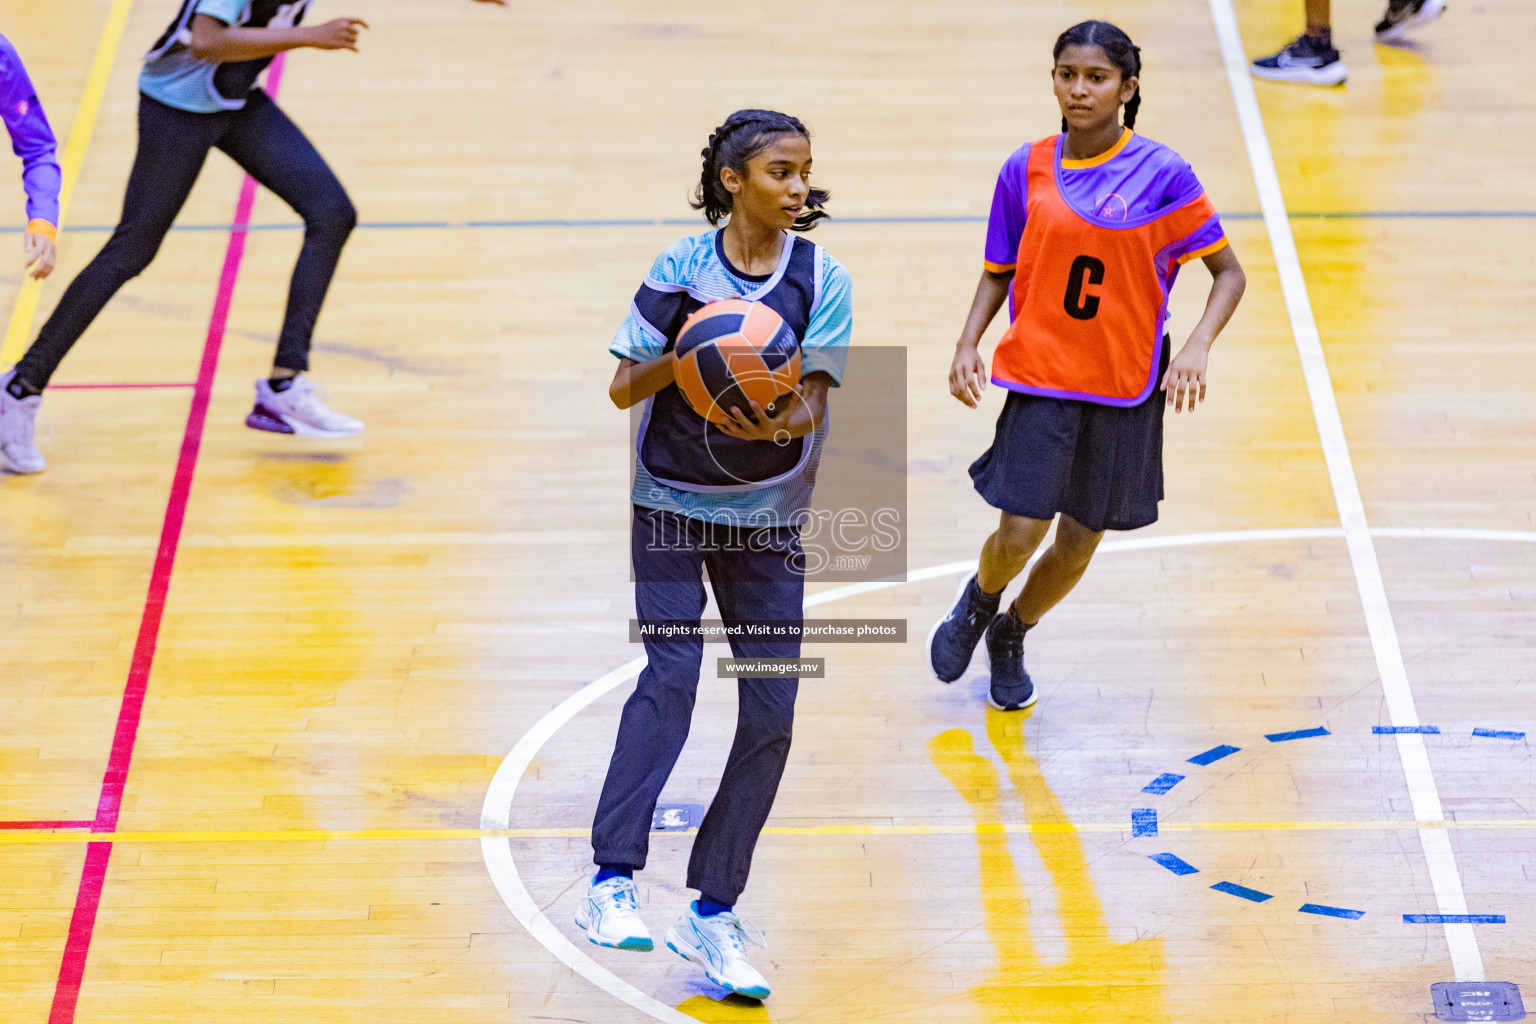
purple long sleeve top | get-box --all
[0,33,61,230]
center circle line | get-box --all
[479,524,1535,1022]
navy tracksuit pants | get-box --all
[591,505,804,905]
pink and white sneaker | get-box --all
[245,376,364,439]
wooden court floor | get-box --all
[2,0,1533,1021]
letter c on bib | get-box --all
[1063,255,1105,321]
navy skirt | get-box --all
[969,344,1169,533]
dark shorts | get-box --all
[969,346,1169,533]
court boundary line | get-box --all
[42,54,288,1024]
[481,525,1534,1021]
[1207,0,1484,982]
[0,0,137,365]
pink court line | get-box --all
[45,54,287,1024]
[0,820,94,830]
[50,382,195,390]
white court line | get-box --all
[1207,0,1485,981]
[483,525,1536,1018]
[1374,527,1536,545]
[477,656,692,1022]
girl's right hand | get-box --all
[306,17,368,51]
[949,344,987,408]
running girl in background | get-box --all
[0,0,501,475]
[0,2,503,475]
[0,33,60,283]
[578,109,852,1003]
[929,20,1246,714]
[1,1,365,474]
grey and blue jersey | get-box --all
[611,229,852,526]
[140,0,314,114]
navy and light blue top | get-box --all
[0,34,61,230]
[611,229,852,526]
[141,0,314,114]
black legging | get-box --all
[16,90,355,388]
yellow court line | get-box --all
[3,819,1536,846]
[1,0,137,364]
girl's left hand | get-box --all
[23,232,55,280]
[717,390,800,442]
[1161,338,1210,413]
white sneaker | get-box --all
[1375,0,1446,42]
[0,369,46,474]
[575,876,653,951]
[665,902,770,1000]
[246,375,364,439]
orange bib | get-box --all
[992,137,1220,406]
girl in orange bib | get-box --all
[928,20,1247,713]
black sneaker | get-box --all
[1250,33,1348,86]
[984,608,1038,713]
[1375,0,1445,42]
[927,575,1000,683]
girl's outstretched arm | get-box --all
[1161,244,1245,414]
[190,14,368,63]
[950,269,1013,408]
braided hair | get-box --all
[691,109,830,232]
[1053,21,1142,134]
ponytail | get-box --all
[691,109,830,232]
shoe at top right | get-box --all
[1376,0,1447,43]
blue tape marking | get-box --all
[1131,809,1158,837]
[1372,725,1440,734]
[1212,881,1273,903]
[1149,853,1199,876]
[1142,773,1185,794]
[356,220,458,229]
[1473,728,1526,740]
[1404,914,1505,924]
[1188,744,1240,766]
[1299,903,1365,919]
[1265,726,1331,742]
[9,211,1536,236]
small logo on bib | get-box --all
[1094,192,1128,220]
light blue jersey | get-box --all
[611,229,852,526]
[140,0,313,114]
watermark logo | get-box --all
[628,347,908,583]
